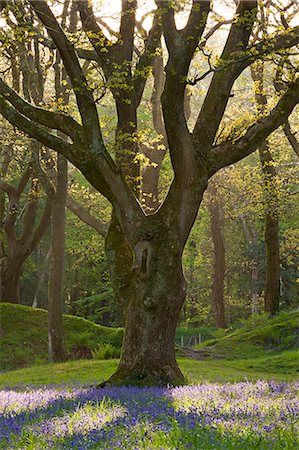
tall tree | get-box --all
[208,182,227,328]
[1,0,299,385]
[47,0,76,363]
[252,62,280,314]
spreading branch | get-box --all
[0,79,83,141]
[29,0,102,146]
[193,1,258,149]
[156,0,210,178]
[0,95,75,156]
[283,119,299,156]
[209,77,299,174]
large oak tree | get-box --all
[0,0,299,385]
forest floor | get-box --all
[0,360,298,449]
[1,305,298,449]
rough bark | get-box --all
[0,259,23,303]
[105,225,186,386]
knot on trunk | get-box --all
[132,241,152,279]
[143,296,157,310]
[9,201,19,212]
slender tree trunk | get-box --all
[251,64,281,315]
[0,191,5,302]
[250,228,259,315]
[209,188,227,329]
[48,153,67,362]
[249,234,260,315]
[259,144,280,315]
[32,246,51,308]
[238,216,260,314]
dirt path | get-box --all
[180,347,214,360]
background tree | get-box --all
[208,181,227,328]
[0,133,52,303]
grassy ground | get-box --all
[0,356,297,388]
[1,304,298,386]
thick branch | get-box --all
[159,1,210,178]
[194,1,258,149]
[0,96,75,156]
[67,197,108,237]
[158,0,210,73]
[209,78,299,174]
[0,90,142,232]
[0,79,83,140]
[155,1,176,50]
[29,0,101,145]
[119,0,137,62]
[283,119,299,156]
[133,12,162,108]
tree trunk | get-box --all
[48,153,67,362]
[32,246,51,308]
[0,258,22,303]
[209,188,227,329]
[0,181,5,301]
[238,216,260,314]
[259,144,280,315]
[251,64,281,316]
[104,226,186,386]
[251,264,259,315]
[264,208,280,315]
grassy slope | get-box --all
[0,303,123,370]
[195,310,299,360]
[1,304,298,385]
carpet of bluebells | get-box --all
[0,380,298,449]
